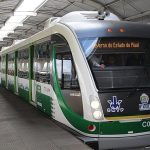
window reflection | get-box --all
[34,41,50,84]
[18,49,29,79]
[89,53,145,68]
[8,53,15,76]
[79,37,150,90]
[56,53,79,89]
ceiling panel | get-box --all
[110,1,139,18]
[96,0,116,5]
[0,0,150,48]
[73,2,96,11]
[129,0,150,12]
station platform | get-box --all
[0,87,91,150]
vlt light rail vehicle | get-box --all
[1,11,150,149]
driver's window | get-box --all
[56,53,79,89]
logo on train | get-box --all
[139,93,150,111]
[107,96,124,113]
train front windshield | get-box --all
[80,38,150,90]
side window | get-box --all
[18,49,29,79]
[34,41,50,84]
[8,53,15,76]
[56,54,79,89]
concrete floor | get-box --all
[0,87,91,150]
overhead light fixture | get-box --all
[0,32,8,37]
[7,16,27,24]
[14,11,37,16]
[0,31,14,34]
[16,0,48,12]
[0,0,48,43]
[5,22,23,27]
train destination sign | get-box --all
[95,41,140,49]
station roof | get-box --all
[0,0,150,49]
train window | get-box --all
[0,56,2,72]
[80,37,150,90]
[8,53,15,76]
[89,53,145,67]
[87,52,150,90]
[18,49,29,79]
[56,54,79,89]
[125,53,144,66]
[34,41,50,84]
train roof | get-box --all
[59,11,150,38]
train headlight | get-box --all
[90,96,103,120]
[91,100,100,109]
[93,110,102,120]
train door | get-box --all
[15,51,18,94]
[7,53,15,93]
[52,34,83,117]
[6,54,8,88]
[28,45,35,105]
[33,45,38,104]
[32,51,36,104]
[0,56,1,86]
[17,48,30,102]
[1,55,6,87]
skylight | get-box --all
[0,0,48,41]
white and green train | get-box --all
[1,11,150,149]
